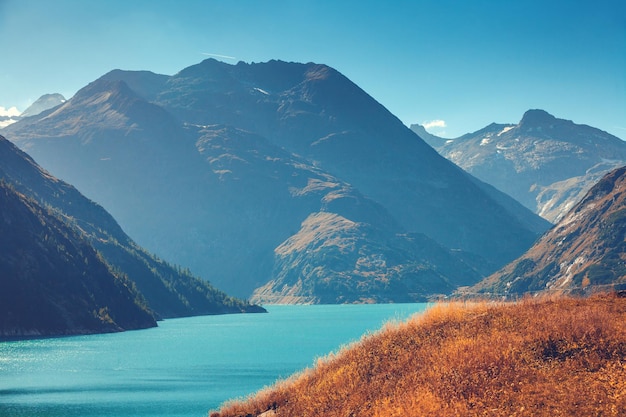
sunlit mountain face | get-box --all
[469,166,626,297]
[414,109,626,224]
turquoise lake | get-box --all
[0,303,429,417]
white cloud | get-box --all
[0,106,21,117]
[422,119,447,130]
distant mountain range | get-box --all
[0,134,263,337]
[0,93,66,129]
[412,110,626,223]
[21,93,67,118]
[2,59,549,303]
[467,166,626,297]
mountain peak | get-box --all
[99,69,168,101]
[518,109,557,128]
[4,58,550,303]
[409,124,449,148]
[20,93,66,118]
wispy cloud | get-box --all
[422,119,447,130]
[201,52,237,61]
[0,119,18,128]
[0,106,21,117]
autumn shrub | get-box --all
[211,293,626,417]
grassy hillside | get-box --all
[211,294,626,416]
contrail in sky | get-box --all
[201,52,237,60]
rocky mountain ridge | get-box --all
[413,109,626,223]
[2,59,550,302]
[467,165,626,297]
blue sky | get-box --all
[1,0,624,138]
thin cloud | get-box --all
[201,52,237,61]
[0,106,21,117]
[0,119,17,128]
[422,119,447,130]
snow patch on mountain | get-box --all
[498,126,514,136]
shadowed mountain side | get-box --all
[0,134,263,317]
[0,182,156,338]
[467,166,626,297]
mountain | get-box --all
[2,59,549,302]
[0,181,156,338]
[21,93,66,118]
[409,123,448,148]
[251,213,482,304]
[0,94,66,129]
[414,110,626,223]
[0,134,263,319]
[211,294,626,417]
[468,166,626,297]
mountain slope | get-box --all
[212,295,626,417]
[416,110,626,222]
[251,212,482,304]
[468,166,626,296]
[155,59,549,258]
[0,182,156,338]
[3,59,549,301]
[0,134,263,317]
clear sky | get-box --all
[1,0,624,138]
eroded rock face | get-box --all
[470,166,626,297]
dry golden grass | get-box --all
[210,293,626,417]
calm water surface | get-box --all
[0,304,428,417]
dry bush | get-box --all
[211,293,626,417]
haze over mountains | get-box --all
[3,59,550,303]
[413,110,626,223]
[0,93,66,129]
[0,133,262,336]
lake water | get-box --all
[0,303,429,417]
